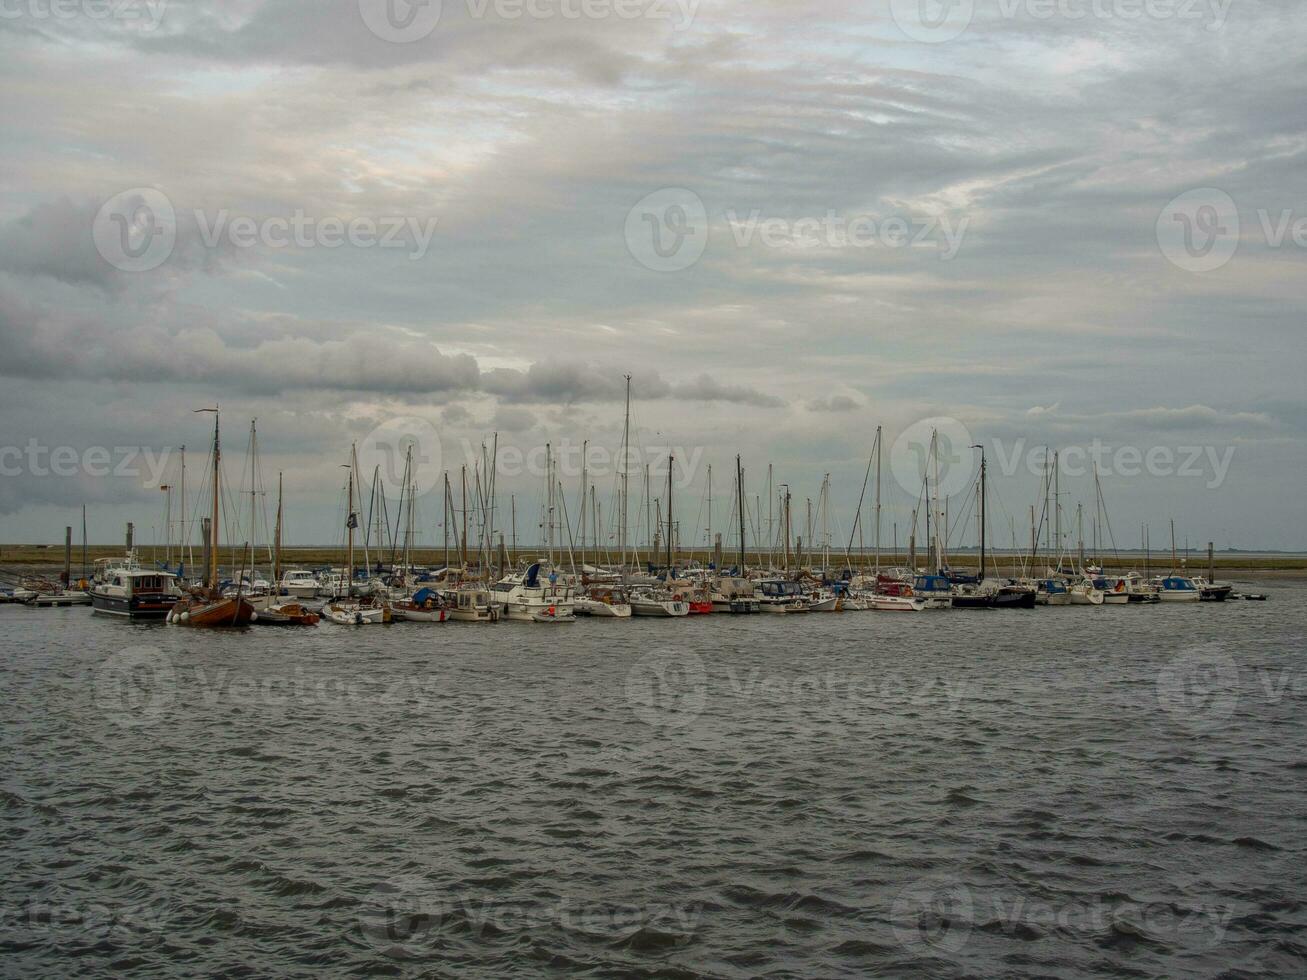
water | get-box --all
[2,585,1305,977]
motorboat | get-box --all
[277,569,320,599]
[446,587,500,622]
[755,579,809,613]
[90,554,182,618]
[1154,575,1201,602]
[493,563,575,622]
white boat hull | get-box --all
[872,595,928,612]
[323,602,388,625]
[630,598,689,617]
[503,600,575,622]
[575,597,632,618]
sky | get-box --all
[1,0,1304,556]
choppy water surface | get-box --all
[2,584,1305,977]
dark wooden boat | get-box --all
[169,591,256,627]
[168,407,256,629]
[254,600,320,625]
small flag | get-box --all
[346,513,358,529]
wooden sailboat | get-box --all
[256,473,320,625]
[168,407,256,627]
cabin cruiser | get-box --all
[1035,578,1071,605]
[90,553,182,618]
[277,568,320,599]
[710,576,760,613]
[1154,575,1201,602]
[493,563,575,622]
[911,574,954,610]
[755,579,809,613]
[445,586,501,622]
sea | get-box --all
[2,583,1304,977]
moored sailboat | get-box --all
[169,407,256,627]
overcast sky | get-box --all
[1,0,1304,556]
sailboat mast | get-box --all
[208,410,220,591]
[976,446,986,581]
[736,456,747,573]
[874,425,882,574]
[665,454,674,572]
[580,439,587,571]
[348,446,358,595]
[274,471,283,586]
[620,374,631,570]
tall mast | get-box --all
[247,419,258,582]
[1054,449,1061,570]
[201,407,220,591]
[973,444,986,581]
[460,464,469,568]
[620,374,631,570]
[580,439,588,571]
[273,471,283,586]
[706,464,712,566]
[665,454,674,572]
[736,455,746,574]
[442,472,450,570]
[348,445,358,594]
[177,445,185,572]
[874,426,882,574]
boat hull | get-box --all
[994,589,1037,609]
[25,591,92,607]
[168,595,256,627]
[872,595,927,612]
[90,591,175,618]
[503,601,575,622]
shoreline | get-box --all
[3,545,1304,579]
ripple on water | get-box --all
[1,586,1305,976]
